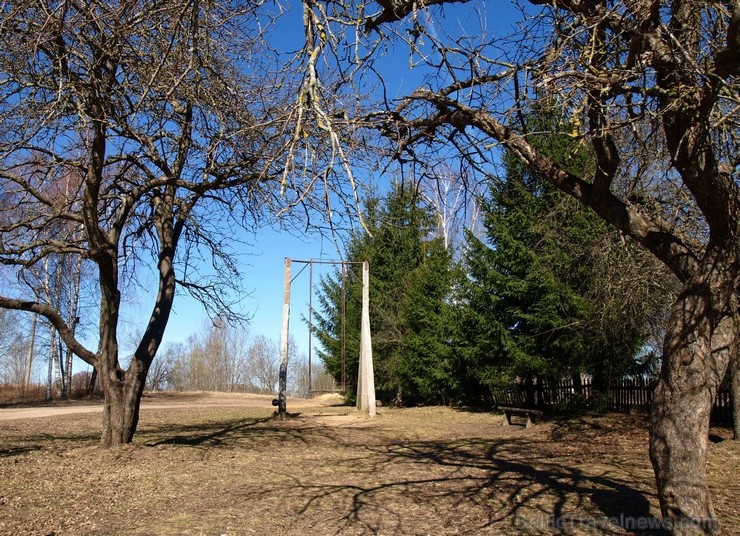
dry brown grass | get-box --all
[0,384,101,407]
[0,384,49,405]
[0,397,738,535]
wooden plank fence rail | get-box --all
[493,377,734,425]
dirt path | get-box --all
[0,392,344,422]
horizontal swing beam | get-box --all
[290,259,366,266]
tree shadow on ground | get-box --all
[7,408,664,535]
[0,445,42,457]
[291,437,664,535]
[143,416,277,447]
[0,430,102,455]
[152,412,666,535]
[140,413,326,449]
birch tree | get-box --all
[0,309,28,384]
[419,165,484,251]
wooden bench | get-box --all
[499,406,543,429]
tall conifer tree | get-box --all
[460,104,660,404]
[313,182,455,405]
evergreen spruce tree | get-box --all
[460,103,659,405]
[313,182,455,405]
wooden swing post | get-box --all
[278,257,291,420]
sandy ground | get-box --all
[0,391,345,421]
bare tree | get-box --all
[198,318,250,392]
[301,0,739,532]
[289,354,335,398]
[165,321,250,392]
[418,164,485,251]
[144,343,177,392]
[23,247,85,398]
[0,1,362,446]
[247,335,280,394]
[0,309,29,384]
[71,370,95,396]
[144,355,169,392]
[22,314,38,393]
[165,343,191,392]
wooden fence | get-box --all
[492,376,734,425]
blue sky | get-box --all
[158,228,348,358]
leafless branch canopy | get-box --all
[0,0,376,369]
[302,0,738,283]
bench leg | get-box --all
[501,411,512,427]
[526,414,534,429]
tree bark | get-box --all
[46,326,57,401]
[62,258,83,398]
[649,247,737,535]
[731,351,740,440]
[87,368,98,396]
[95,245,177,446]
[100,383,145,447]
[54,337,64,394]
[22,314,38,395]
[99,357,149,447]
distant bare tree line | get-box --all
[0,308,70,394]
[137,320,334,397]
[1,313,334,400]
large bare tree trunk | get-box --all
[100,382,144,448]
[649,248,738,535]
[99,362,148,447]
[730,354,740,440]
[94,274,169,446]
